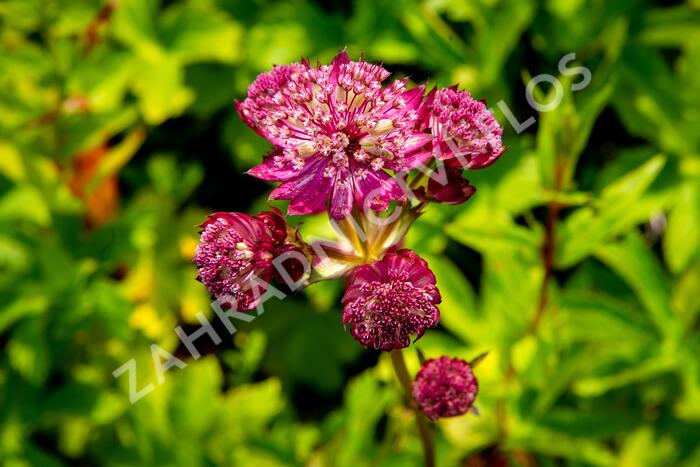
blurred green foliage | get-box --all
[1,0,700,465]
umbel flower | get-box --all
[200,50,504,340]
[341,249,441,350]
[237,51,432,219]
[194,52,504,462]
[194,210,303,311]
[429,87,504,168]
[412,356,479,420]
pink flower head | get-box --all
[341,249,441,350]
[412,356,478,420]
[194,210,291,310]
[430,87,503,169]
[237,51,433,220]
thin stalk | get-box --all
[531,162,565,332]
[389,349,435,467]
[530,199,559,331]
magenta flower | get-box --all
[412,356,478,420]
[430,87,503,168]
[237,51,433,220]
[415,165,476,205]
[194,210,292,311]
[341,249,441,350]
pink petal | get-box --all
[342,264,381,304]
[288,174,333,215]
[269,158,324,200]
[329,49,351,86]
[269,157,333,215]
[247,149,301,181]
[353,169,406,213]
[400,150,433,171]
[329,169,354,219]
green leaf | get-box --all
[0,142,26,181]
[574,354,675,397]
[261,301,361,393]
[131,53,194,124]
[676,343,700,420]
[477,0,535,87]
[185,63,237,117]
[68,51,135,113]
[303,280,342,312]
[556,155,666,267]
[0,235,30,281]
[0,294,47,334]
[599,155,665,202]
[85,128,145,194]
[556,292,657,347]
[637,6,700,48]
[613,48,694,154]
[595,231,675,335]
[663,180,700,273]
[245,22,312,71]
[420,254,480,343]
[43,382,127,425]
[160,2,243,64]
[146,154,203,201]
[672,260,700,330]
[0,185,51,226]
[493,151,543,215]
[446,188,542,257]
[219,378,285,439]
[326,372,397,467]
[401,3,472,70]
[538,407,640,440]
[509,422,617,466]
[7,319,50,385]
[405,210,449,254]
[111,0,161,58]
[617,427,677,467]
[168,356,222,438]
[479,250,543,345]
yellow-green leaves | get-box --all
[664,181,700,273]
[556,155,667,268]
[112,0,243,124]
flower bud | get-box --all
[416,165,476,205]
[412,356,478,420]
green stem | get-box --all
[389,349,435,467]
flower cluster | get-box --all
[195,51,502,420]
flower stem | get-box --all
[389,349,435,467]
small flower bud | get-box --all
[412,356,478,420]
[416,165,476,205]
